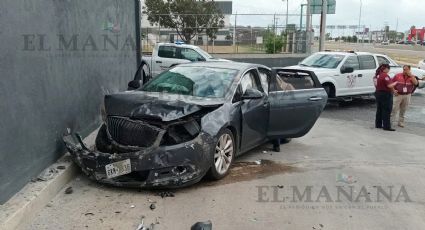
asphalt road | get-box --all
[322,89,425,137]
[19,91,425,230]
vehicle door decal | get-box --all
[347,74,357,88]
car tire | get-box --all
[323,84,334,98]
[206,129,235,180]
[95,124,111,152]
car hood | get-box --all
[208,58,232,62]
[104,91,224,122]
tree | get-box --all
[143,0,224,43]
[264,33,283,54]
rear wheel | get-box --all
[206,129,235,180]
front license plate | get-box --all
[105,159,131,179]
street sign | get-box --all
[310,0,336,14]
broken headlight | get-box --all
[160,120,201,146]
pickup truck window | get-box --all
[180,48,205,62]
[358,55,377,70]
[141,66,238,98]
[158,46,177,58]
[300,53,344,69]
[377,56,391,65]
[342,56,360,70]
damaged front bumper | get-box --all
[63,132,214,188]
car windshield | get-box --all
[141,66,238,98]
[300,53,344,69]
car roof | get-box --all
[317,51,377,56]
[157,42,199,49]
[176,61,267,71]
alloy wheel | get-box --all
[214,133,234,175]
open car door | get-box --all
[267,68,328,139]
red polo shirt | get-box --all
[392,73,415,94]
[374,73,392,92]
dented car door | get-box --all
[267,69,327,139]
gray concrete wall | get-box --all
[214,54,307,67]
[0,0,138,204]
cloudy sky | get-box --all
[229,0,423,33]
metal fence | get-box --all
[141,13,312,54]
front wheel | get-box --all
[206,129,235,180]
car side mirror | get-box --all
[241,88,264,100]
[127,80,141,90]
[341,66,354,74]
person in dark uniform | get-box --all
[374,64,397,131]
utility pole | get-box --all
[306,0,312,53]
[282,0,289,32]
[357,0,362,43]
[319,0,327,51]
[300,4,306,31]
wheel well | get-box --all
[226,126,238,152]
[322,82,336,98]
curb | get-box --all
[0,130,98,230]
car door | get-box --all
[267,69,327,139]
[338,55,361,96]
[154,46,189,76]
[237,69,269,152]
[357,55,377,94]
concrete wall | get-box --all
[0,0,139,204]
[214,54,307,68]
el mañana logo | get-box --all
[256,185,412,203]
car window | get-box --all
[179,48,204,62]
[158,46,177,58]
[358,55,377,70]
[258,68,271,94]
[377,56,391,66]
[342,56,360,71]
[276,71,315,90]
[240,71,259,94]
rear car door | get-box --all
[267,69,327,139]
[357,55,378,94]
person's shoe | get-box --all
[398,123,405,128]
[273,145,281,152]
[383,128,396,131]
[375,126,382,129]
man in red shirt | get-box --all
[391,65,419,127]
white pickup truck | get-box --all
[142,43,230,80]
[286,51,425,98]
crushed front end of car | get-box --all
[63,93,221,188]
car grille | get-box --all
[106,116,162,148]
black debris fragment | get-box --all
[150,203,156,210]
[191,221,212,230]
[85,212,94,216]
[157,191,175,198]
[64,187,73,194]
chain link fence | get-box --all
[141,13,311,54]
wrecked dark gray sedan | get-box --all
[63,62,327,188]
